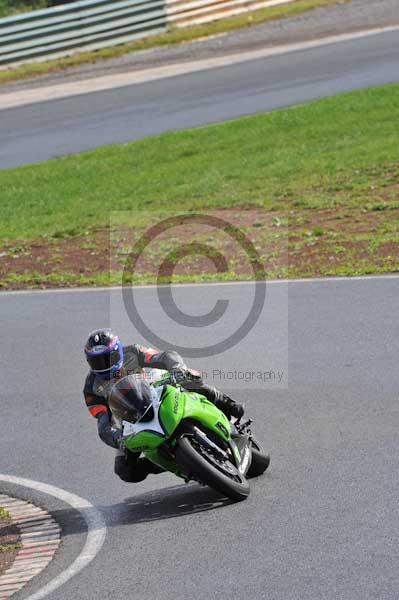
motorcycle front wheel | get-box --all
[176,430,250,502]
[246,436,270,478]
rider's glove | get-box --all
[114,430,124,449]
[171,367,202,385]
[97,412,121,449]
[170,367,189,385]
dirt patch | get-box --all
[0,229,111,278]
[0,206,398,289]
[0,514,21,576]
[111,208,287,281]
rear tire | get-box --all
[176,433,250,502]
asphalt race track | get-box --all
[1,277,399,600]
[1,18,399,600]
[0,29,399,168]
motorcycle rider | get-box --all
[83,328,244,483]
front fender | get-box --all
[228,434,252,475]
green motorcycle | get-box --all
[109,372,270,502]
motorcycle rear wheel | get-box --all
[176,430,250,502]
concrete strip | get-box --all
[3,569,42,576]
[20,540,60,549]
[6,565,47,574]
[8,562,50,570]
[15,552,55,560]
[19,525,59,531]
[20,532,60,539]
[7,516,51,525]
[4,508,43,516]
[15,523,57,532]
[0,575,33,583]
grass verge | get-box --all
[0,0,46,18]
[0,82,398,289]
[0,543,21,553]
[0,507,21,575]
[0,0,350,85]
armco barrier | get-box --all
[0,0,296,66]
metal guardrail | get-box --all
[0,0,295,66]
[0,0,168,65]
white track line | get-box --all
[0,274,398,297]
[0,475,106,600]
[1,25,399,111]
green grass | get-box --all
[0,507,20,554]
[0,83,398,287]
[0,0,350,85]
[1,83,398,240]
[0,0,46,18]
[0,508,9,520]
[0,543,21,553]
[0,270,257,288]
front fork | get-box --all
[228,418,254,474]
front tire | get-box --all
[176,432,250,502]
[246,439,270,478]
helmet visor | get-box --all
[86,345,121,373]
